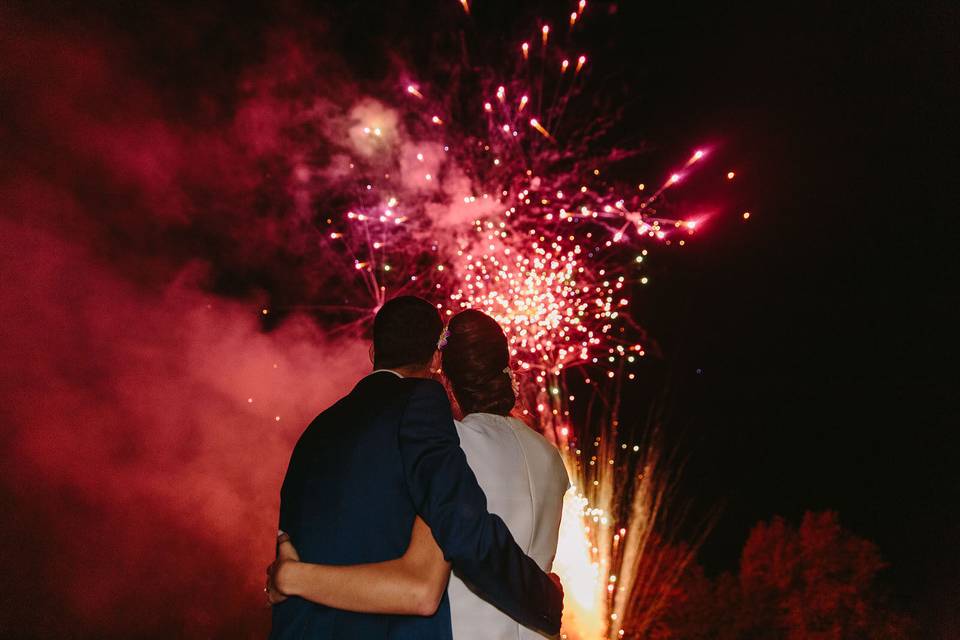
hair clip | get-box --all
[437,327,451,350]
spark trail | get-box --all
[287,2,737,636]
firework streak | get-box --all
[292,3,729,637]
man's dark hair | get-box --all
[373,296,443,370]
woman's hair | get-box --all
[441,309,515,416]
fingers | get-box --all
[265,534,294,607]
[266,559,282,589]
[548,572,564,598]
[266,533,298,605]
[267,585,288,605]
[265,560,288,605]
[265,584,287,605]
[278,540,300,562]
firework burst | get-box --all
[283,2,733,636]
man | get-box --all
[269,296,563,639]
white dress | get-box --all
[449,413,570,640]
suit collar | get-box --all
[352,369,405,395]
[370,369,404,378]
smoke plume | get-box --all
[0,5,390,637]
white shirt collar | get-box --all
[370,369,404,378]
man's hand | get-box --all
[548,572,564,604]
[265,533,301,605]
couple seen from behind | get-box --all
[266,296,570,639]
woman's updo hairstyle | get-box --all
[441,309,515,416]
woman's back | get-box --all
[449,413,570,639]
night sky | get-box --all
[293,0,960,623]
[2,0,956,636]
[602,0,957,627]
[599,0,956,624]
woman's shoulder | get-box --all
[459,413,562,458]
[458,412,511,430]
[455,413,512,446]
[505,420,569,479]
[459,414,570,492]
[504,416,554,447]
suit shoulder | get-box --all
[295,381,373,439]
[308,390,353,425]
[290,394,347,447]
[401,376,448,399]
[396,378,454,435]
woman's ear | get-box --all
[369,344,375,366]
[430,350,442,374]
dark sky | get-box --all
[322,0,959,621]
[593,0,958,625]
[2,0,956,635]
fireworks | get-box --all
[284,2,736,636]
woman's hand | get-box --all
[265,533,301,605]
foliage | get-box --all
[646,511,914,639]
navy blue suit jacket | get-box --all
[269,372,562,639]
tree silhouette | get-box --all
[651,511,914,639]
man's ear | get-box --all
[369,344,375,367]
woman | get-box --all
[267,309,570,638]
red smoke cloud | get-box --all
[0,6,370,637]
[1,220,367,637]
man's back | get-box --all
[270,372,451,639]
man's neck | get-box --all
[374,365,432,379]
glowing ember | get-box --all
[297,3,739,636]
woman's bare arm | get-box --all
[270,516,452,616]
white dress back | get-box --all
[448,413,570,639]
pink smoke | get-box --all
[0,213,368,637]
[0,7,373,637]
